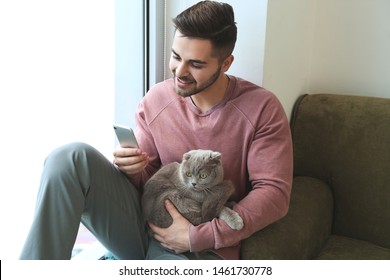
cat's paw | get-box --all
[219,206,244,230]
[227,214,244,230]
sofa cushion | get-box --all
[315,235,390,260]
[291,94,390,249]
[241,176,333,259]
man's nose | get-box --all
[175,62,188,77]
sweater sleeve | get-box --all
[189,96,293,252]
[127,98,162,189]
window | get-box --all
[115,0,145,128]
[0,0,116,259]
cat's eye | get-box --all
[199,173,208,179]
[186,172,192,177]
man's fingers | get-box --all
[112,147,149,175]
[164,200,180,217]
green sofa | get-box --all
[241,93,390,259]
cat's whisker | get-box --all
[202,187,212,194]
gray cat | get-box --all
[142,150,244,231]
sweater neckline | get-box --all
[185,75,235,116]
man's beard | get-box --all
[174,66,222,97]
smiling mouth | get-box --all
[177,77,195,86]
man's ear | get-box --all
[222,54,234,72]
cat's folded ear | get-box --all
[183,150,221,162]
[210,151,221,160]
[183,151,193,161]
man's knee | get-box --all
[43,142,98,177]
[46,142,97,163]
[52,142,95,156]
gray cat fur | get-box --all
[142,150,243,231]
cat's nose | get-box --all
[192,183,196,187]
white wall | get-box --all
[309,0,390,98]
[0,0,115,259]
[264,0,390,119]
[161,0,390,122]
[262,0,315,119]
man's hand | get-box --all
[149,200,191,254]
[113,147,149,175]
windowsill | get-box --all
[72,241,107,260]
[71,224,107,260]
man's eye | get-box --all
[191,63,203,69]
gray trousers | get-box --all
[20,142,148,259]
[20,142,221,260]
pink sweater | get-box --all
[132,76,293,259]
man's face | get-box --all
[169,31,223,97]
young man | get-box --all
[20,1,292,260]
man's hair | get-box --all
[172,1,237,62]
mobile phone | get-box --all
[113,124,139,148]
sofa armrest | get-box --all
[241,176,333,259]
